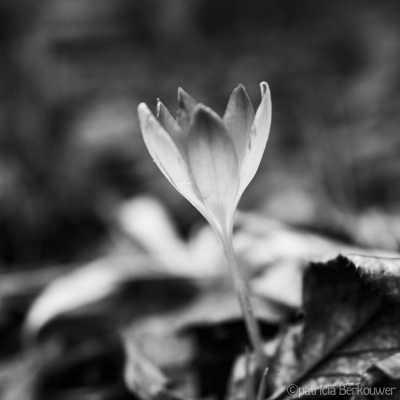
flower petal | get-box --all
[223,84,254,165]
[157,99,184,152]
[177,87,198,131]
[138,103,208,218]
[186,104,239,233]
[237,82,272,199]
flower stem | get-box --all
[221,232,267,369]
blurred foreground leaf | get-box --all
[25,254,198,336]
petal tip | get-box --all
[192,103,226,133]
[260,82,270,97]
[137,102,148,112]
[232,83,247,96]
[137,102,151,120]
[137,103,163,137]
[177,87,188,103]
[231,83,251,107]
[177,87,197,110]
[192,103,212,120]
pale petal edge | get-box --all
[137,103,214,227]
[236,82,272,202]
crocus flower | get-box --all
[137,82,271,240]
[137,82,272,368]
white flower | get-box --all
[137,82,272,240]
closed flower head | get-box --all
[137,82,272,240]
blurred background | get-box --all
[1,1,400,399]
[2,0,400,266]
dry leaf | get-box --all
[267,254,400,400]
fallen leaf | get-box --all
[266,254,400,400]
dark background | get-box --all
[1,0,400,266]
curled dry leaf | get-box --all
[267,254,400,400]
